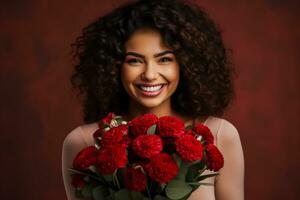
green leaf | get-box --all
[186,181,201,191]
[81,184,94,198]
[185,165,198,182]
[75,188,84,198]
[165,180,193,200]
[114,189,131,200]
[105,193,115,200]
[195,173,219,182]
[186,160,206,182]
[186,181,214,191]
[115,117,124,124]
[93,185,110,200]
[188,159,204,167]
[172,154,182,168]
[186,181,213,186]
[103,174,113,182]
[147,124,157,134]
[186,182,201,186]
[154,195,170,200]
[130,191,144,200]
[175,161,189,181]
[190,159,205,170]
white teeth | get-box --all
[140,85,164,92]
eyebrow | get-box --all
[124,50,175,58]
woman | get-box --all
[62,0,244,199]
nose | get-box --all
[141,61,158,81]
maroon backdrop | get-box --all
[1,0,299,199]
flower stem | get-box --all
[68,168,103,183]
[113,169,121,190]
[193,166,207,181]
[146,184,152,200]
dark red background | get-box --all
[1,0,299,199]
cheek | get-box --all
[121,65,139,85]
[121,66,131,83]
[165,65,180,83]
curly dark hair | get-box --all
[70,0,236,124]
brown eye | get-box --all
[159,57,173,63]
[126,58,142,64]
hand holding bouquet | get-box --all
[69,112,224,200]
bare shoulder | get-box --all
[208,117,244,200]
[62,124,97,200]
[217,117,241,147]
[62,126,84,148]
[204,116,241,147]
[80,122,99,133]
[63,122,98,147]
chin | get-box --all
[136,98,169,109]
[135,98,165,108]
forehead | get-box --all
[124,28,170,52]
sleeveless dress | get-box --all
[62,116,234,200]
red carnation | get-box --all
[71,174,86,188]
[124,167,147,192]
[205,143,224,171]
[193,123,214,144]
[93,128,104,140]
[132,135,163,158]
[162,137,177,153]
[72,146,97,170]
[157,116,185,138]
[175,134,203,162]
[97,112,115,131]
[145,153,179,183]
[128,113,158,137]
[185,129,194,137]
[100,124,129,148]
[102,112,115,125]
[97,145,127,174]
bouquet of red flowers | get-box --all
[69,112,224,200]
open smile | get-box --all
[135,84,167,97]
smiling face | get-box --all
[121,28,180,110]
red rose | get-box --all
[145,153,179,183]
[175,134,203,162]
[132,135,163,158]
[128,113,158,137]
[97,145,127,174]
[157,116,185,138]
[72,146,97,170]
[124,167,147,192]
[205,143,224,171]
[71,174,86,188]
[193,123,214,144]
[100,124,129,148]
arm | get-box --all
[62,126,87,200]
[215,119,245,200]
